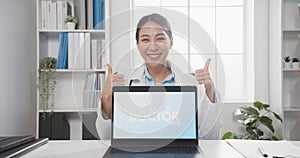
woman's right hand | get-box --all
[101,64,125,119]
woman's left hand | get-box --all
[194,58,216,103]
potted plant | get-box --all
[222,101,282,140]
[292,57,299,69]
[38,57,57,118]
[283,56,292,69]
[65,16,78,30]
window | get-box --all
[130,0,254,102]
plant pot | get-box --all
[67,22,76,30]
[284,62,292,69]
[292,62,300,69]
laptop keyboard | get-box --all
[111,146,200,154]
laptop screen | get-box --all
[112,86,198,140]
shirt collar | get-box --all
[143,62,175,83]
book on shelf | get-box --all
[65,33,105,70]
[46,1,52,29]
[57,0,74,30]
[87,0,94,29]
[57,33,64,69]
[91,39,105,69]
[91,39,98,69]
[50,2,57,30]
[93,0,105,29]
[75,0,86,29]
[83,73,101,108]
[56,33,68,69]
[68,32,74,69]
[84,33,91,69]
[41,1,47,29]
[40,0,104,30]
[40,0,74,30]
[100,39,106,69]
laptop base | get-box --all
[103,146,206,158]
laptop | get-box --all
[0,135,48,157]
[103,86,206,158]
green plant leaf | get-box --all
[262,104,270,109]
[254,101,270,110]
[245,127,264,139]
[222,131,237,140]
[272,112,283,123]
[260,116,274,133]
[272,136,279,140]
[234,114,248,121]
[246,127,255,135]
[253,128,264,137]
[241,107,259,116]
[242,117,257,126]
[254,101,263,110]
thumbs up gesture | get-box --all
[194,58,216,103]
[101,64,125,119]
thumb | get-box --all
[106,64,113,76]
[204,58,211,70]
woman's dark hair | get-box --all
[136,13,172,41]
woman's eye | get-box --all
[141,39,149,42]
[157,37,166,41]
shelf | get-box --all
[39,107,98,113]
[40,69,105,73]
[39,30,105,37]
[284,107,300,112]
[283,69,300,71]
[283,28,300,32]
[39,29,105,33]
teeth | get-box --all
[148,54,160,59]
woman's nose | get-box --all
[149,42,159,51]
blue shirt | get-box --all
[143,65,217,103]
[144,66,175,86]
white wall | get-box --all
[269,0,283,138]
[255,0,269,103]
[0,0,36,135]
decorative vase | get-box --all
[67,22,76,30]
[292,62,300,69]
[284,62,292,69]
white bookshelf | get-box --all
[283,28,300,32]
[39,29,106,33]
[36,0,110,140]
[41,69,105,73]
[284,107,300,112]
[39,107,98,113]
[283,69,300,71]
[281,0,300,140]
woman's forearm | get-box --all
[101,95,112,119]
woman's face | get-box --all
[136,21,173,65]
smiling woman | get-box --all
[96,13,224,140]
[136,15,173,84]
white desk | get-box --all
[22,140,300,158]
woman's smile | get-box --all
[146,53,162,60]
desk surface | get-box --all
[22,140,300,158]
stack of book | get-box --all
[83,73,102,108]
[41,0,105,30]
[56,32,105,70]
